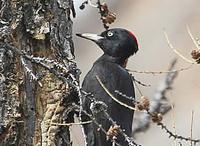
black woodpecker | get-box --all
[76,28,138,146]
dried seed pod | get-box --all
[106,124,120,140]
[101,3,109,13]
[100,3,116,25]
[191,49,200,59]
[151,113,163,123]
[107,14,116,24]
[104,13,116,24]
[136,96,150,111]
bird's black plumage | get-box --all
[77,28,138,146]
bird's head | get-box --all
[76,28,138,60]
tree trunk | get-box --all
[0,0,77,146]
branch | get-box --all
[163,30,196,64]
[80,0,116,30]
[186,25,200,50]
[3,44,77,88]
[96,75,138,111]
[82,77,141,146]
[132,59,178,134]
[157,122,200,145]
[127,64,193,75]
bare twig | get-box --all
[117,90,200,144]
[190,111,194,146]
[82,77,141,145]
[132,59,178,134]
[75,104,122,146]
[116,59,199,144]
[131,77,151,87]
[115,90,138,104]
[186,25,200,50]
[4,44,77,88]
[97,72,200,144]
[127,64,193,75]
[171,105,177,146]
[97,0,109,30]
[96,75,138,111]
[134,79,146,98]
[90,101,141,146]
[80,0,116,30]
[48,120,92,126]
[157,122,200,145]
[103,111,141,146]
[163,30,196,64]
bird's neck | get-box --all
[96,54,128,68]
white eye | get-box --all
[107,31,113,37]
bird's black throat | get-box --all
[95,54,128,68]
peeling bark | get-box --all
[0,0,76,146]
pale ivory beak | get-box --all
[76,33,104,42]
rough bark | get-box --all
[0,0,76,146]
